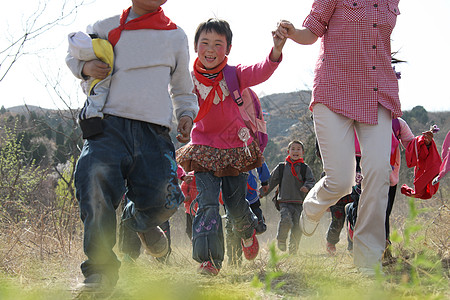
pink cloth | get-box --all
[436,130,450,182]
[390,118,415,186]
[401,136,442,199]
[190,53,280,149]
[177,165,186,180]
[303,0,402,124]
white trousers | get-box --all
[304,103,392,268]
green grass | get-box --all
[0,199,448,299]
[1,239,447,300]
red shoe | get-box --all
[198,261,220,276]
[241,230,259,260]
[326,242,336,256]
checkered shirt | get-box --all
[303,0,402,124]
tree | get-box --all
[403,105,429,126]
[0,0,86,81]
[0,123,48,222]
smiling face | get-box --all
[131,0,167,16]
[195,30,231,70]
[288,142,304,161]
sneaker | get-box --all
[300,211,319,237]
[198,261,220,276]
[277,240,287,252]
[137,226,169,258]
[76,273,114,297]
[255,220,267,235]
[326,242,336,256]
[241,230,259,260]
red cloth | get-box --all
[108,7,177,47]
[286,156,305,183]
[192,57,228,122]
[400,136,442,199]
[181,176,198,215]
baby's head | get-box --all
[194,18,232,70]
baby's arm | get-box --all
[275,20,318,45]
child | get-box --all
[226,162,270,265]
[325,157,361,255]
[275,1,403,274]
[260,141,315,254]
[66,0,198,292]
[176,18,285,275]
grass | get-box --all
[0,197,449,299]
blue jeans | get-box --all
[75,115,183,283]
[192,172,257,269]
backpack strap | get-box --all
[392,118,401,139]
[223,65,243,106]
[300,163,307,183]
[278,162,285,189]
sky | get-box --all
[1,0,449,112]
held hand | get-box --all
[176,116,193,143]
[300,186,309,193]
[82,59,111,79]
[275,20,296,39]
[183,174,194,184]
[271,29,287,61]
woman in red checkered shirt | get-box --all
[274,0,402,275]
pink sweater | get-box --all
[190,53,280,149]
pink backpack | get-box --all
[223,65,268,153]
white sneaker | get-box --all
[300,210,319,237]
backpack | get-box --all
[223,65,268,153]
[272,162,308,211]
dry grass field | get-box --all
[0,181,449,299]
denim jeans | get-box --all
[75,115,183,283]
[192,171,257,269]
[277,202,303,254]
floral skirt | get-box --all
[176,140,263,177]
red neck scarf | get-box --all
[108,7,177,47]
[286,156,304,181]
[193,57,228,123]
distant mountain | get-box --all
[6,105,56,114]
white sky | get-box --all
[1,0,449,112]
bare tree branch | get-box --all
[0,0,86,81]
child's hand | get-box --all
[271,29,286,61]
[300,186,309,193]
[275,20,296,40]
[82,59,111,79]
[176,116,193,143]
[422,130,434,145]
[183,174,194,184]
[260,185,269,196]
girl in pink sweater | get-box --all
[177,18,284,275]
